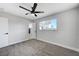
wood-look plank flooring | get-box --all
[0,39,79,56]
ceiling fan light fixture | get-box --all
[19,3,44,17]
[31,14,34,16]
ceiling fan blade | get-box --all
[32,3,37,12]
[34,14,37,17]
[25,13,29,15]
[34,11,44,13]
[19,6,31,12]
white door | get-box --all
[28,23,36,39]
[0,17,8,48]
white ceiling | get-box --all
[0,3,78,20]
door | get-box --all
[0,17,8,48]
[28,23,36,39]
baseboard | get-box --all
[8,39,29,46]
[0,39,29,48]
[38,39,79,53]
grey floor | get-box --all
[0,39,79,56]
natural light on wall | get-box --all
[39,18,57,30]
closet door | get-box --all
[0,17,8,48]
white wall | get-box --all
[36,7,79,52]
[0,12,32,45]
[76,7,79,49]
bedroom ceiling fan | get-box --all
[19,3,44,17]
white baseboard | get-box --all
[38,39,79,53]
[8,39,29,46]
[0,39,29,48]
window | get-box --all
[39,18,57,30]
[28,23,33,28]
